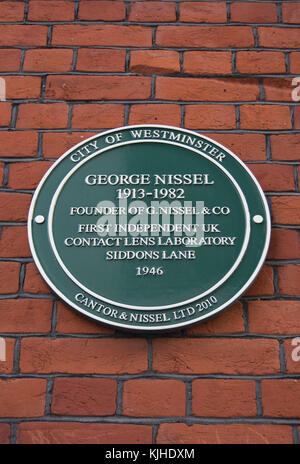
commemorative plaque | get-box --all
[28,125,271,331]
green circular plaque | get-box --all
[28,125,271,331]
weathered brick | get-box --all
[271,196,300,225]
[282,2,300,23]
[46,76,151,100]
[271,134,300,161]
[262,380,300,417]
[293,106,300,129]
[231,2,277,22]
[206,133,266,161]
[268,229,300,260]
[129,104,181,125]
[156,26,254,48]
[278,264,300,295]
[236,51,286,74]
[43,132,96,158]
[185,104,236,129]
[8,161,53,190]
[0,424,10,444]
[129,1,176,22]
[263,78,294,102]
[51,378,117,416]
[0,26,47,46]
[23,263,50,294]
[0,262,20,294]
[52,25,152,46]
[0,226,31,258]
[78,1,126,21]
[20,338,148,374]
[186,301,244,335]
[28,1,75,21]
[72,104,124,129]
[0,2,25,21]
[248,300,300,335]
[76,49,126,72]
[152,338,280,374]
[240,105,292,130]
[123,380,186,417]
[18,422,152,444]
[0,338,15,374]
[23,49,73,72]
[0,49,21,71]
[290,52,300,73]
[284,339,300,374]
[192,380,256,417]
[0,192,31,222]
[157,423,292,444]
[180,2,227,23]
[0,299,52,333]
[0,102,11,127]
[259,27,300,48]
[130,50,180,74]
[0,163,3,186]
[0,379,46,417]
[247,164,295,192]
[245,265,274,297]
[183,51,232,75]
[0,132,38,158]
[156,77,259,101]
[16,103,69,129]
[56,301,114,334]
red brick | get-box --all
[180,2,227,23]
[183,51,232,75]
[72,104,124,129]
[0,261,20,294]
[245,265,274,297]
[0,338,15,374]
[0,102,11,127]
[259,27,300,48]
[0,379,46,417]
[294,106,300,129]
[247,164,294,192]
[20,338,148,374]
[0,226,31,258]
[192,380,256,417]
[0,49,21,71]
[271,134,300,161]
[52,25,152,46]
[185,104,236,129]
[206,133,266,161]
[56,301,114,334]
[130,50,180,74]
[18,422,152,444]
[156,77,259,101]
[0,162,4,186]
[268,229,300,260]
[76,49,126,72]
[123,380,186,417]
[156,26,254,48]
[152,338,279,374]
[16,103,69,129]
[240,105,291,130]
[263,78,293,102]
[28,0,75,21]
[43,132,96,158]
[0,132,38,158]
[23,263,50,294]
[282,2,300,23]
[262,380,300,417]
[290,52,300,73]
[284,339,300,374]
[78,1,126,21]
[23,49,73,73]
[236,51,286,74]
[129,104,181,125]
[278,264,300,295]
[157,423,292,444]
[186,301,244,335]
[248,300,300,335]
[0,424,10,444]
[0,2,24,21]
[8,161,53,190]
[0,192,31,222]
[0,26,47,46]
[129,2,176,22]
[272,196,300,225]
[52,378,117,416]
[0,299,52,333]
[231,2,277,22]
[46,76,151,100]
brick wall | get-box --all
[0,0,299,445]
